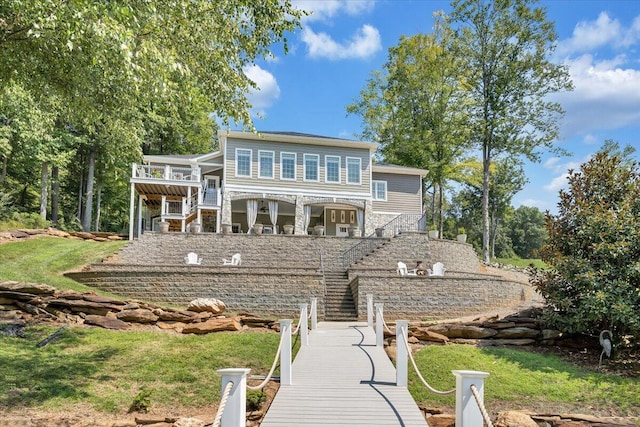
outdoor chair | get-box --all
[428,262,445,276]
[223,253,242,266]
[397,261,417,276]
[185,252,202,265]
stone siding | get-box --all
[352,274,534,321]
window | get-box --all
[372,180,387,201]
[236,148,252,177]
[325,156,340,183]
[281,152,296,180]
[259,150,274,179]
[346,157,361,184]
[304,154,319,182]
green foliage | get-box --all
[410,345,640,415]
[129,388,152,413]
[506,205,547,258]
[533,142,640,338]
[450,0,573,262]
[0,212,49,231]
[246,390,266,412]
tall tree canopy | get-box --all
[347,12,472,232]
[533,142,640,338]
[450,0,573,262]
[0,0,303,231]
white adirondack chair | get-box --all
[397,261,417,276]
[428,262,445,276]
[223,253,242,266]
[185,252,202,265]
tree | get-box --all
[507,205,547,258]
[533,142,640,338]
[450,0,573,263]
[347,12,472,232]
[0,1,303,231]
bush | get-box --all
[0,212,50,231]
[533,142,640,339]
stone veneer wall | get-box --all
[350,273,534,321]
[67,265,324,318]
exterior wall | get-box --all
[371,172,422,214]
[223,137,372,199]
[68,266,323,317]
[352,274,534,321]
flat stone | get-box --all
[116,308,158,323]
[495,411,538,427]
[0,281,56,295]
[428,324,497,339]
[426,414,455,427]
[187,298,226,314]
[84,315,130,330]
[411,327,449,343]
[182,317,241,334]
[494,327,540,339]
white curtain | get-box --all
[246,199,258,233]
[357,209,364,236]
[304,205,311,233]
[268,201,279,226]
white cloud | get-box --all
[544,173,570,192]
[553,54,640,137]
[543,157,560,169]
[243,65,280,115]
[557,12,627,56]
[302,24,381,60]
[517,198,553,212]
[582,134,598,145]
[293,0,375,22]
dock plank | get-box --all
[260,322,429,426]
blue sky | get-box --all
[241,0,640,213]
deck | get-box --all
[260,322,429,427]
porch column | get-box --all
[220,189,232,228]
[137,193,143,237]
[294,194,305,235]
[128,182,135,240]
[363,199,374,236]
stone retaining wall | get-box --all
[67,266,323,317]
[351,274,533,321]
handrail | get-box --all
[470,384,494,427]
[340,213,427,268]
[212,380,234,427]
[247,323,288,391]
[398,324,456,396]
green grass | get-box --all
[0,325,282,413]
[0,236,126,291]
[494,257,548,269]
[409,344,640,416]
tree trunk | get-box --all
[1,156,7,183]
[94,177,102,232]
[438,183,444,236]
[51,166,59,227]
[40,161,48,221]
[482,145,491,263]
[77,159,84,223]
[82,145,96,232]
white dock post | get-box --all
[453,370,489,427]
[280,319,293,386]
[216,368,250,427]
[300,304,309,347]
[367,294,374,327]
[310,297,317,330]
[375,303,384,347]
[396,320,408,387]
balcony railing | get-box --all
[133,163,200,182]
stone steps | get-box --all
[323,270,357,321]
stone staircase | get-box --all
[323,269,357,321]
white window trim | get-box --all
[235,148,252,178]
[258,150,274,179]
[372,180,387,201]
[303,153,320,182]
[346,157,362,185]
[280,152,297,181]
[325,155,341,184]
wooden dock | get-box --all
[260,322,429,426]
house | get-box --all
[128,130,427,238]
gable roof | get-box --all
[373,163,428,177]
[219,130,379,153]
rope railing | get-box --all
[470,384,494,427]
[247,323,288,391]
[212,380,234,427]
[398,325,456,396]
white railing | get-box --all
[214,299,317,426]
[369,298,492,427]
[165,200,182,215]
[133,163,200,182]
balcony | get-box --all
[133,163,201,182]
